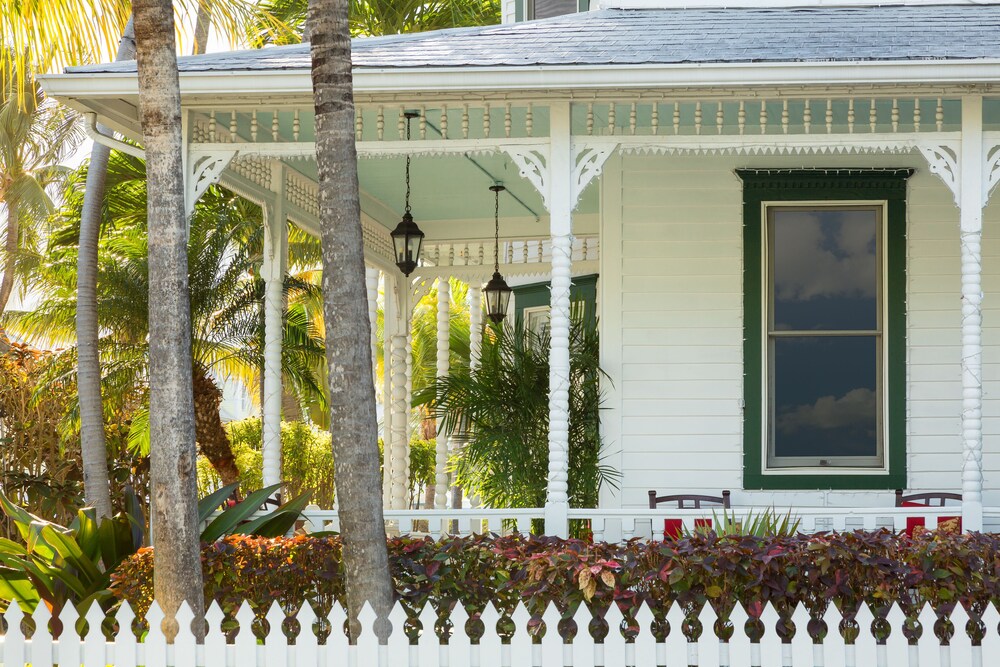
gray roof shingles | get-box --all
[67,5,1000,74]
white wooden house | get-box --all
[40,0,1000,537]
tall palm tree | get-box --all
[308,0,394,635]
[249,0,499,44]
[0,57,84,320]
[132,0,204,636]
[8,152,327,489]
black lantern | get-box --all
[390,112,423,276]
[483,184,512,323]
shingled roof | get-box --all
[68,5,1000,74]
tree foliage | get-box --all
[426,314,617,509]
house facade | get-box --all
[41,0,1000,535]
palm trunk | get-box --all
[192,363,240,486]
[133,0,205,640]
[0,199,19,316]
[193,0,213,55]
[308,0,393,638]
[76,17,136,520]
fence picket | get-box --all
[173,602,197,667]
[418,603,440,667]
[387,602,410,667]
[885,604,908,666]
[479,603,502,667]
[234,601,258,667]
[727,603,751,667]
[634,603,656,667]
[32,600,54,667]
[604,603,626,667]
[509,603,532,667]
[4,601,26,667]
[695,603,720,667]
[540,602,563,667]
[981,602,1000,664]
[203,602,227,667]
[114,601,139,667]
[265,601,289,667]
[59,601,83,667]
[570,603,595,667]
[916,603,939,666]
[144,602,167,667]
[949,604,972,667]
[664,603,686,667]
[328,601,349,667]
[788,604,812,667]
[357,603,380,667]
[451,603,472,667]
[757,604,781,667]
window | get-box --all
[739,170,911,490]
[518,0,585,21]
[511,274,598,333]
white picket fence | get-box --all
[2,597,998,667]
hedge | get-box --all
[112,530,1000,639]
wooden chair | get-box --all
[895,489,961,535]
[648,490,731,539]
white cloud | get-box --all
[773,210,876,302]
[776,387,876,436]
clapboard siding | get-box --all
[601,151,1000,509]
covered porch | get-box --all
[44,63,1000,536]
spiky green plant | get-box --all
[424,314,617,510]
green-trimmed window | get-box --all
[739,170,911,490]
[512,274,598,335]
[516,0,588,22]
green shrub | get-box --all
[198,418,438,508]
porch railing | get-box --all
[2,595,996,667]
[297,506,975,541]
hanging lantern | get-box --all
[390,112,423,276]
[483,184,512,323]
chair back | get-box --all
[648,490,731,509]
[895,490,961,508]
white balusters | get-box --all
[250,110,258,141]
[505,102,512,138]
[803,99,812,133]
[586,102,594,136]
[695,101,703,134]
[781,99,789,134]
[229,109,238,140]
[738,100,746,135]
[870,97,878,132]
[483,101,491,138]
[420,105,427,139]
[892,97,900,132]
[208,110,216,142]
[826,98,833,133]
[674,101,681,134]
[398,105,406,140]
[608,101,616,135]
[293,109,300,141]
[937,97,945,131]
[462,103,470,139]
[355,107,363,141]
[716,101,724,134]
[760,100,768,134]
[272,108,280,141]
[630,101,638,135]
[440,103,448,139]
[651,101,659,135]
[376,105,384,140]
[526,102,534,136]
[913,98,921,132]
[848,97,856,133]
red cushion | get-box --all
[905,516,924,537]
[662,518,713,540]
[900,501,925,508]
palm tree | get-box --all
[308,0,394,635]
[7,152,327,489]
[132,0,204,636]
[0,56,85,320]
[249,0,499,44]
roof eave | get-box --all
[38,59,1000,100]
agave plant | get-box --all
[687,508,801,538]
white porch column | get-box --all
[389,333,410,509]
[367,268,380,387]
[467,286,483,510]
[434,278,451,509]
[959,95,985,532]
[545,103,573,538]
[261,172,287,492]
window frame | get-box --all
[739,169,911,490]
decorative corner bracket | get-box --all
[185,150,238,218]
[503,146,550,210]
[984,144,1000,209]
[917,141,961,207]
[572,143,617,208]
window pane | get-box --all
[772,336,878,461]
[772,209,878,331]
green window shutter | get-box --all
[739,170,910,491]
[512,274,598,326]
